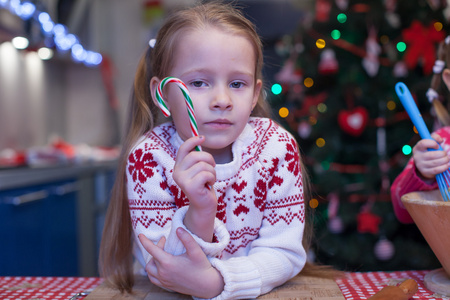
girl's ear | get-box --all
[150,77,161,106]
[443,69,450,91]
[252,79,263,110]
[150,76,171,117]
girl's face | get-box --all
[152,27,262,163]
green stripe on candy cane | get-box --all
[156,77,202,151]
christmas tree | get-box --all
[270,0,448,271]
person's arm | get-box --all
[173,135,217,242]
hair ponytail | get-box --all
[428,37,450,126]
[99,46,159,292]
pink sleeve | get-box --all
[390,158,438,224]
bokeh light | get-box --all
[316,138,326,147]
[337,13,347,23]
[316,39,326,49]
[402,145,412,155]
[331,29,341,40]
[386,100,396,110]
[271,83,282,95]
[304,77,314,88]
[309,198,319,209]
[396,42,407,52]
[279,107,289,118]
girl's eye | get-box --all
[191,81,205,88]
[230,81,244,88]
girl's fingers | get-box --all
[177,136,206,160]
[176,227,204,258]
[138,234,166,261]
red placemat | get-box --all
[336,270,446,300]
[0,276,103,300]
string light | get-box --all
[316,39,326,49]
[316,138,326,147]
[396,42,407,52]
[1,0,102,66]
[386,100,396,110]
[317,103,327,113]
[271,83,282,95]
[279,107,289,118]
[402,145,412,155]
[331,29,341,40]
[11,36,29,49]
[434,21,443,31]
[337,13,347,23]
[309,198,319,209]
[37,47,53,60]
[304,77,314,88]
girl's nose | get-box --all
[211,89,233,110]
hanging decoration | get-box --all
[318,48,339,75]
[362,26,381,77]
[335,0,349,11]
[315,0,332,22]
[374,237,395,261]
[327,192,344,234]
[402,20,445,75]
[338,107,369,137]
[357,209,381,234]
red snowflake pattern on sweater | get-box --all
[128,148,157,184]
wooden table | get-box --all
[0,270,448,299]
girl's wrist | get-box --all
[184,206,216,242]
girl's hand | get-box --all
[138,228,224,299]
[173,136,217,241]
[413,133,450,179]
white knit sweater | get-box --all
[127,117,307,299]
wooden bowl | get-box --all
[401,190,450,295]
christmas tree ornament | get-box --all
[328,216,344,234]
[318,49,339,75]
[275,58,302,85]
[362,27,381,77]
[393,61,408,77]
[402,20,445,75]
[335,0,348,10]
[357,199,381,234]
[374,237,395,261]
[315,0,332,22]
[297,121,312,139]
[327,192,344,234]
[337,107,369,137]
[426,0,446,10]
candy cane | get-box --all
[156,77,201,151]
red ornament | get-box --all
[337,107,369,137]
[315,0,332,22]
[357,211,381,234]
[402,20,445,75]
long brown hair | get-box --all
[428,36,450,126]
[99,1,337,293]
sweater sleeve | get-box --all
[390,156,438,224]
[204,133,307,300]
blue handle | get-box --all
[395,82,442,150]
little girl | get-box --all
[391,40,450,224]
[99,2,317,299]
